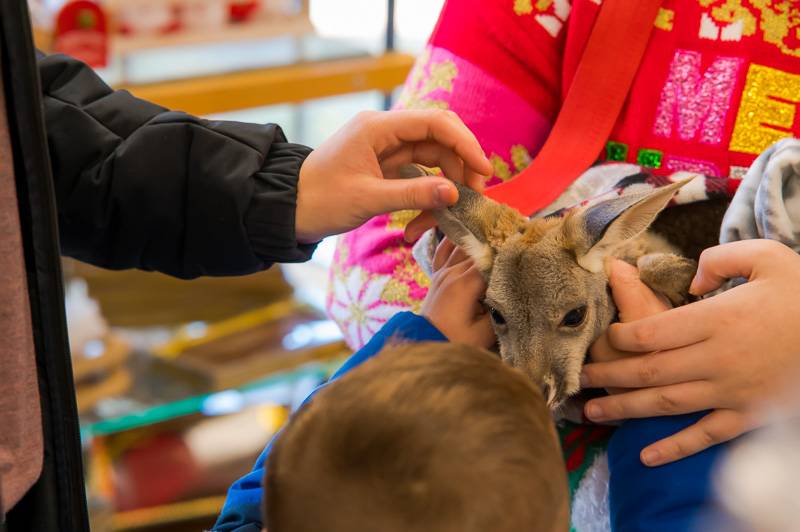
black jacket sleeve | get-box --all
[38,52,316,279]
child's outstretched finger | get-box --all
[404,212,436,242]
[444,244,469,267]
[460,265,494,346]
[432,237,455,272]
[459,263,487,295]
[441,260,472,281]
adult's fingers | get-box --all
[364,175,458,214]
[404,212,437,242]
[640,409,749,466]
[381,149,485,193]
[588,332,628,364]
[607,299,716,352]
[689,240,792,295]
[465,168,486,192]
[364,110,492,177]
[607,259,671,322]
[380,141,465,185]
[583,381,716,422]
[581,341,713,389]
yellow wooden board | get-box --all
[112,495,226,531]
[116,52,414,115]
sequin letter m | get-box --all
[653,50,743,145]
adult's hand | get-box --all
[581,240,800,466]
[295,110,491,243]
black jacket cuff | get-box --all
[245,141,318,264]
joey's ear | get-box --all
[568,178,694,273]
[432,182,528,274]
[396,163,432,179]
[396,164,527,275]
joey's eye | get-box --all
[561,306,587,327]
[489,307,506,326]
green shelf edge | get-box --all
[80,358,344,440]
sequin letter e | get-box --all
[730,64,800,155]
[652,50,743,146]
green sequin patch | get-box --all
[636,148,663,168]
[605,141,629,162]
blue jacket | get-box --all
[609,413,727,531]
[213,311,725,531]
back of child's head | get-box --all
[263,342,569,532]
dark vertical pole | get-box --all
[383,0,397,110]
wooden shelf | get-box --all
[34,1,414,115]
[111,14,313,55]
[112,495,226,531]
[116,52,414,115]
[35,0,311,56]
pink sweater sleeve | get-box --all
[327,0,568,348]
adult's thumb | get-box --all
[367,177,458,215]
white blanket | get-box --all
[720,137,800,251]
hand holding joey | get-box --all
[295,110,492,243]
[581,240,800,466]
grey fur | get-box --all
[417,177,697,410]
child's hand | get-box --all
[581,240,800,466]
[421,238,495,348]
[295,110,491,243]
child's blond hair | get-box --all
[263,342,569,532]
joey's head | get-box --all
[432,180,689,409]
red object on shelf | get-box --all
[113,432,198,511]
[228,0,260,22]
[53,0,109,68]
[116,3,181,36]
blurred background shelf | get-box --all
[110,14,313,55]
[111,495,226,531]
[30,0,447,529]
[80,353,344,440]
[34,0,313,70]
[118,51,414,115]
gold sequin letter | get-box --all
[730,64,800,155]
